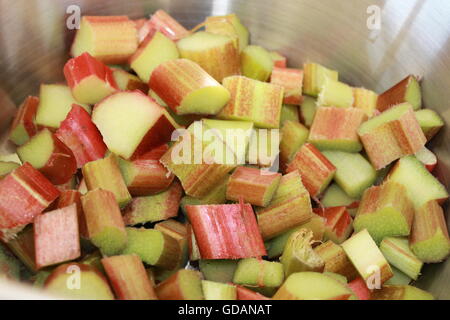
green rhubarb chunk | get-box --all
[280,229,324,277]
[385,266,412,285]
[279,120,309,164]
[131,31,179,82]
[324,272,347,284]
[0,161,20,178]
[404,76,422,110]
[202,280,237,300]
[358,102,411,135]
[380,237,422,280]
[199,259,238,283]
[241,45,273,81]
[280,105,299,125]
[303,62,339,97]
[300,96,318,127]
[321,183,359,207]
[388,155,448,208]
[176,269,205,300]
[372,285,434,300]
[317,78,353,108]
[410,230,450,264]
[265,215,325,259]
[414,109,444,140]
[322,151,376,198]
[233,258,284,289]
[91,227,127,256]
[0,243,24,281]
[122,228,180,269]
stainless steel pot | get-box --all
[0,0,449,299]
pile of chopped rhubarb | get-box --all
[0,10,448,300]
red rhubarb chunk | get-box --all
[34,204,80,269]
[0,163,60,240]
[348,277,371,300]
[186,203,266,259]
[56,104,107,168]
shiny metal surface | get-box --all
[0,0,449,299]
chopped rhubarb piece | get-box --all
[0,161,20,179]
[380,237,422,280]
[180,175,229,213]
[82,153,131,208]
[130,31,179,82]
[149,9,190,41]
[123,181,182,225]
[187,222,201,261]
[270,51,287,68]
[279,120,309,171]
[265,214,325,259]
[273,272,355,300]
[270,67,303,105]
[341,229,393,285]
[44,263,114,300]
[217,76,284,129]
[17,128,77,185]
[0,154,21,164]
[112,68,148,93]
[414,108,444,141]
[177,31,240,82]
[199,259,238,283]
[387,155,448,208]
[6,226,36,272]
[309,106,366,152]
[299,95,317,127]
[348,277,371,300]
[226,167,281,207]
[233,258,284,295]
[160,122,235,198]
[236,285,271,300]
[317,78,354,108]
[280,229,325,276]
[314,240,359,281]
[81,189,127,256]
[156,269,204,300]
[123,227,181,269]
[320,183,360,215]
[303,62,338,97]
[385,266,412,286]
[55,105,107,168]
[34,204,80,269]
[280,104,300,124]
[314,206,353,244]
[204,13,249,52]
[377,75,421,112]
[414,146,437,172]
[353,87,378,117]
[202,280,236,300]
[92,90,178,160]
[353,181,414,244]
[410,200,450,263]
[358,103,426,169]
[35,84,90,130]
[256,171,313,240]
[149,59,230,115]
[64,52,118,104]
[322,150,376,198]
[286,143,336,197]
[118,145,174,196]
[186,202,266,259]
[371,285,434,300]
[56,190,88,239]
[0,163,60,241]
[8,96,39,146]
[246,128,280,167]
[155,219,189,267]
[102,254,158,300]
[71,16,138,64]
[241,45,274,82]
[0,242,24,281]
